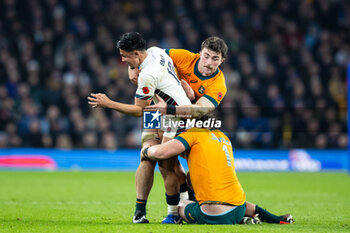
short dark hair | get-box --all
[116,32,146,52]
[201,36,228,58]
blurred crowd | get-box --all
[0,0,348,149]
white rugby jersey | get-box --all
[135,47,191,106]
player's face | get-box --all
[119,49,141,69]
[198,48,224,76]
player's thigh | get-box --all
[158,132,177,171]
[141,130,160,166]
[141,130,160,147]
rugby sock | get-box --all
[179,183,189,200]
[255,205,284,223]
[135,198,147,215]
[166,193,180,215]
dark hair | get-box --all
[201,36,228,58]
[116,32,146,52]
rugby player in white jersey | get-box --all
[88,32,191,224]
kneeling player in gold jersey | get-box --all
[142,128,294,224]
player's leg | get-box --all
[178,199,194,223]
[158,134,182,224]
[180,201,246,225]
[245,201,256,217]
[133,131,160,223]
[157,129,181,222]
[174,159,189,200]
[158,156,181,223]
[185,171,196,201]
[244,201,294,224]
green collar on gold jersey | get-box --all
[194,58,220,80]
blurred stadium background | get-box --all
[0,0,348,170]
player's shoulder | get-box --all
[212,129,231,143]
[167,48,198,59]
[141,47,164,73]
[210,69,227,88]
[148,46,170,58]
[211,68,225,81]
[185,127,210,134]
[147,46,162,53]
[139,66,158,82]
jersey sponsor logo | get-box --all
[217,92,223,101]
[198,85,205,94]
[142,87,150,94]
[190,79,198,83]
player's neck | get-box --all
[138,51,148,67]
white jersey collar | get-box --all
[139,52,151,70]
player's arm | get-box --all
[145,94,215,119]
[88,93,151,117]
[141,139,186,161]
[176,96,215,118]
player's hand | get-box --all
[88,93,112,108]
[128,66,140,85]
[181,80,195,101]
[144,94,166,114]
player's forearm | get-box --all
[145,144,171,160]
[146,145,161,160]
[143,139,186,161]
[175,104,213,119]
[108,101,143,117]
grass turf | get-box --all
[0,171,349,233]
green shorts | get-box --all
[184,202,246,225]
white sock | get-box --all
[180,191,189,200]
[168,204,178,215]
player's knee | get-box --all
[159,165,178,183]
[139,157,157,168]
[139,137,160,163]
[158,164,169,177]
[158,161,175,173]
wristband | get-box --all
[143,147,150,159]
[166,104,176,115]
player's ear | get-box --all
[220,58,225,65]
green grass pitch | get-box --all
[0,171,349,233]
